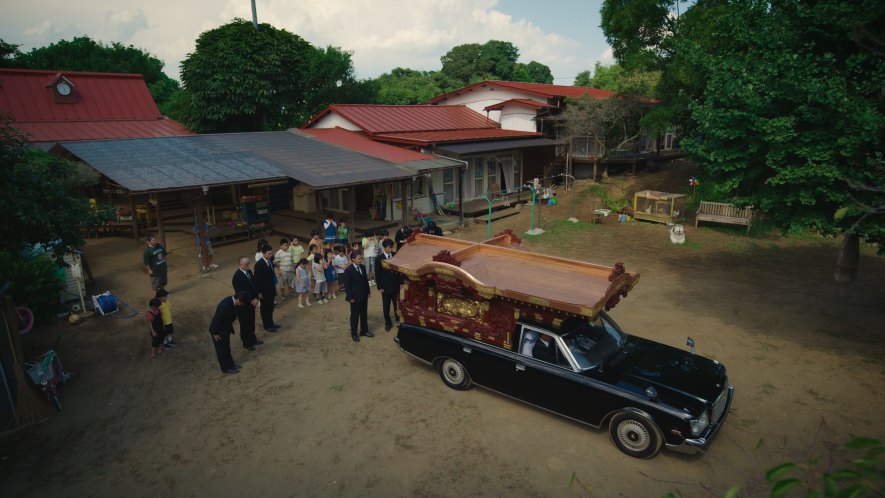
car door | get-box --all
[513,325,597,424]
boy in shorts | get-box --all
[146,298,165,358]
[157,289,176,350]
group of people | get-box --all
[143,215,427,374]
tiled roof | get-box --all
[303,104,497,134]
[0,68,192,143]
[429,80,618,103]
[58,132,417,193]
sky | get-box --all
[1,0,614,83]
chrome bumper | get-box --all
[666,384,734,454]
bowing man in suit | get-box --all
[232,256,263,350]
[375,239,402,331]
[209,290,251,374]
[253,245,280,332]
[342,251,372,342]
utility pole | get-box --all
[251,0,259,30]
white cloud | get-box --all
[2,0,611,82]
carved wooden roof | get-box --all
[387,231,640,319]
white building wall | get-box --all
[499,107,538,132]
[309,112,361,130]
[438,87,543,120]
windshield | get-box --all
[561,313,626,370]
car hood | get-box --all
[607,336,727,408]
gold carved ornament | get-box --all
[436,293,489,322]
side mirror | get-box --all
[686,337,696,354]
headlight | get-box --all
[689,411,710,436]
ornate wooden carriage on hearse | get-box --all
[384,230,640,344]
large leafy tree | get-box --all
[2,36,180,110]
[513,61,554,84]
[680,1,884,254]
[440,40,552,85]
[560,94,646,180]
[180,19,367,132]
[373,68,457,104]
[180,19,313,132]
[0,116,92,254]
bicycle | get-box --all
[25,337,74,411]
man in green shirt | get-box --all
[143,235,168,291]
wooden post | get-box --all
[314,190,324,233]
[457,167,464,228]
[129,193,139,241]
[400,180,408,224]
[348,188,356,246]
[154,195,166,249]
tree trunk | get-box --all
[834,233,859,283]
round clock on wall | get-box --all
[56,81,72,96]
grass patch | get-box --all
[329,384,346,392]
[759,382,777,394]
[672,238,702,250]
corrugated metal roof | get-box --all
[58,132,420,193]
[373,128,542,146]
[429,80,618,103]
[296,128,462,172]
[484,98,553,111]
[434,137,560,155]
[15,119,193,144]
[303,104,498,134]
[0,68,193,143]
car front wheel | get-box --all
[438,357,471,390]
[609,412,663,459]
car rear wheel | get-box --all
[438,357,471,390]
[609,412,663,459]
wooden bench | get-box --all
[695,201,754,234]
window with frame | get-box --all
[443,169,455,203]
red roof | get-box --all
[372,129,541,146]
[429,80,617,103]
[303,104,498,134]
[295,127,439,162]
[483,98,553,112]
[0,68,192,144]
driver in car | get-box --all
[532,333,558,364]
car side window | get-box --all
[520,328,539,357]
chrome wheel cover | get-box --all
[616,419,651,452]
[442,359,464,385]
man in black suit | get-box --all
[532,334,559,365]
[394,224,413,251]
[209,290,250,374]
[232,256,263,350]
[253,245,280,332]
[342,251,372,342]
[375,239,402,332]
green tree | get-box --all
[0,115,92,254]
[5,36,180,109]
[373,68,456,104]
[180,19,358,132]
[513,61,554,84]
[439,40,550,85]
[560,93,646,180]
[440,43,492,85]
[303,45,377,122]
[679,1,884,255]
[0,39,21,66]
[574,70,593,87]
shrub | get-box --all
[0,250,66,325]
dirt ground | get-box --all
[2,162,884,497]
